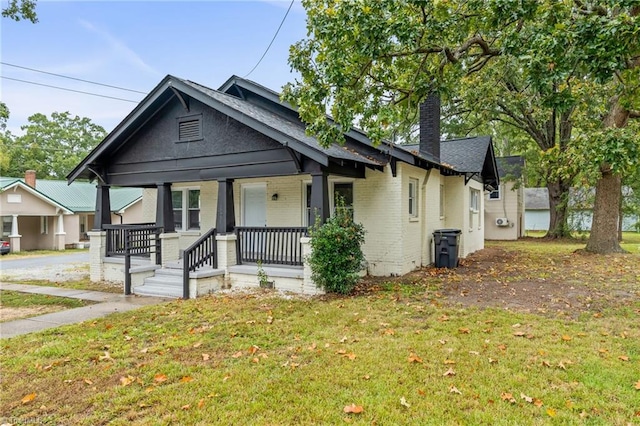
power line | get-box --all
[1,61,147,94]
[244,0,295,78]
[1,76,140,103]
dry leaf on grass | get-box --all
[21,393,36,404]
[343,404,364,414]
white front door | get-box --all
[242,184,267,227]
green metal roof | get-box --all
[1,177,142,213]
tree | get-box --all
[5,112,106,180]
[284,0,639,252]
[0,104,13,173]
[2,0,37,22]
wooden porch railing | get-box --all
[235,226,307,266]
[182,228,217,299]
[104,224,163,295]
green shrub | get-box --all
[308,199,365,294]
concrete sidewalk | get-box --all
[0,283,170,339]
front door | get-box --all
[242,184,267,227]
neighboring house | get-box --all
[524,187,639,232]
[484,156,525,240]
[68,75,499,298]
[0,171,142,252]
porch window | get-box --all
[172,189,200,231]
[409,178,418,218]
[2,216,11,238]
[303,182,354,226]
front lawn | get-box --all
[0,290,92,322]
[1,241,638,425]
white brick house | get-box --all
[69,75,499,298]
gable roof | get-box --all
[68,74,498,188]
[1,178,142,213]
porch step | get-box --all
[136,272,182,298]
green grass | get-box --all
[1,239,639,425]
[0,290,94,322]
[5,278,122,294]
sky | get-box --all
[1,0,308,135]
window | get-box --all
[2,217,11,238]
[409,178,418,218]
[41,216,48,234]
[177,115,202,142]
[303,181,354,226]
[469,189,480,230]
[439,184,445,219]
[489,186,500,200]
[172,189,200,231]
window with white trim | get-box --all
[303,181,354,226]
[469,188,480,230]
[488,186,500,200]
[439,184,445,219]
[172,189,200,231]
[408,178,418,218]
[2,216,11,238]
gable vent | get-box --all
[178,119,201,141]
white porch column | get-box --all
[301,236,323,294]
[216,234,237,289]
[9,214,21,253]
[160,232,180,267]
[54,213,66,251]
[88,230,106,282]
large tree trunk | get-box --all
[546,178,572,238]
[585,170,625,253]
[585,97,628,253]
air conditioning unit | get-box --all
[496,217,510,227]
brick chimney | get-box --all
[25,170,36,188]
[419,93,441,162]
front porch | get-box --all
[90,223,318,298]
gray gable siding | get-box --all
[105,96,297,186]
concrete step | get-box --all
[134,283,182,298]
[136,271,183,298]
[154,268,183,277]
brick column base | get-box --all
[88,231,106,282]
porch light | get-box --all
[272,193,279,201]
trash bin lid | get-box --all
[433,228,461,235]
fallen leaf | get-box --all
[488,357,498,364]
[198,399,205,408]
[444,359,456,365]
[635,380,640,390]
[408,353,423,364]
[340,336,348,343]
[180,376,193,383]
[343,404,364,414]
[21,393,36,404]
[154,373,167,383]
[469,351,480,356]
[343,352,357,360]
[458,327,470,334]
[400,397,411,408]
[501,392,516,403]
[561,335,572,342]
[202,353,210,361]
[546,408,557,417]
[83,379,93,385]
[248,345,259,354]
[181,404,190,410]
[618,355,629,362]
[533,398,543,407]
[383,329,395,336]
[252,357,260,363]
[231,351,243,358]
[443,368,456,377]
[450,386,462,395]
[520,393,533,403]
[417,389,426,396]
[513,331,526,337]
[193,341,203,348]
[120,375,135,386]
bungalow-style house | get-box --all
[1,171,142,252]
[68,75,499,298]
[484,156,525,240]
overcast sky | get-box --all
[1,0,307,135]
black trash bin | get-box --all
[433,229,461,268]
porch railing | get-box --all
[183,228,217,299]
[104,224,163,295]
[235,226,307,266]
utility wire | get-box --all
[244,0,295,78]
[1,76,140,103]
[1,61,147,94]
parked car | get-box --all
[0,240,10,255]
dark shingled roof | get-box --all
[180,78,382,167]
[525,188,550,210]
[402,136,492,173]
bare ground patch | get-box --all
[0,305,68,322]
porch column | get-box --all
[54,213,66,251]
[9,214,21,253]
[88,230,106,281]
[309,171,329,228]
[216,179,235,234]
[93,184,111,230]
[156,183,175,232]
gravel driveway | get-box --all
[0,253,90,282]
